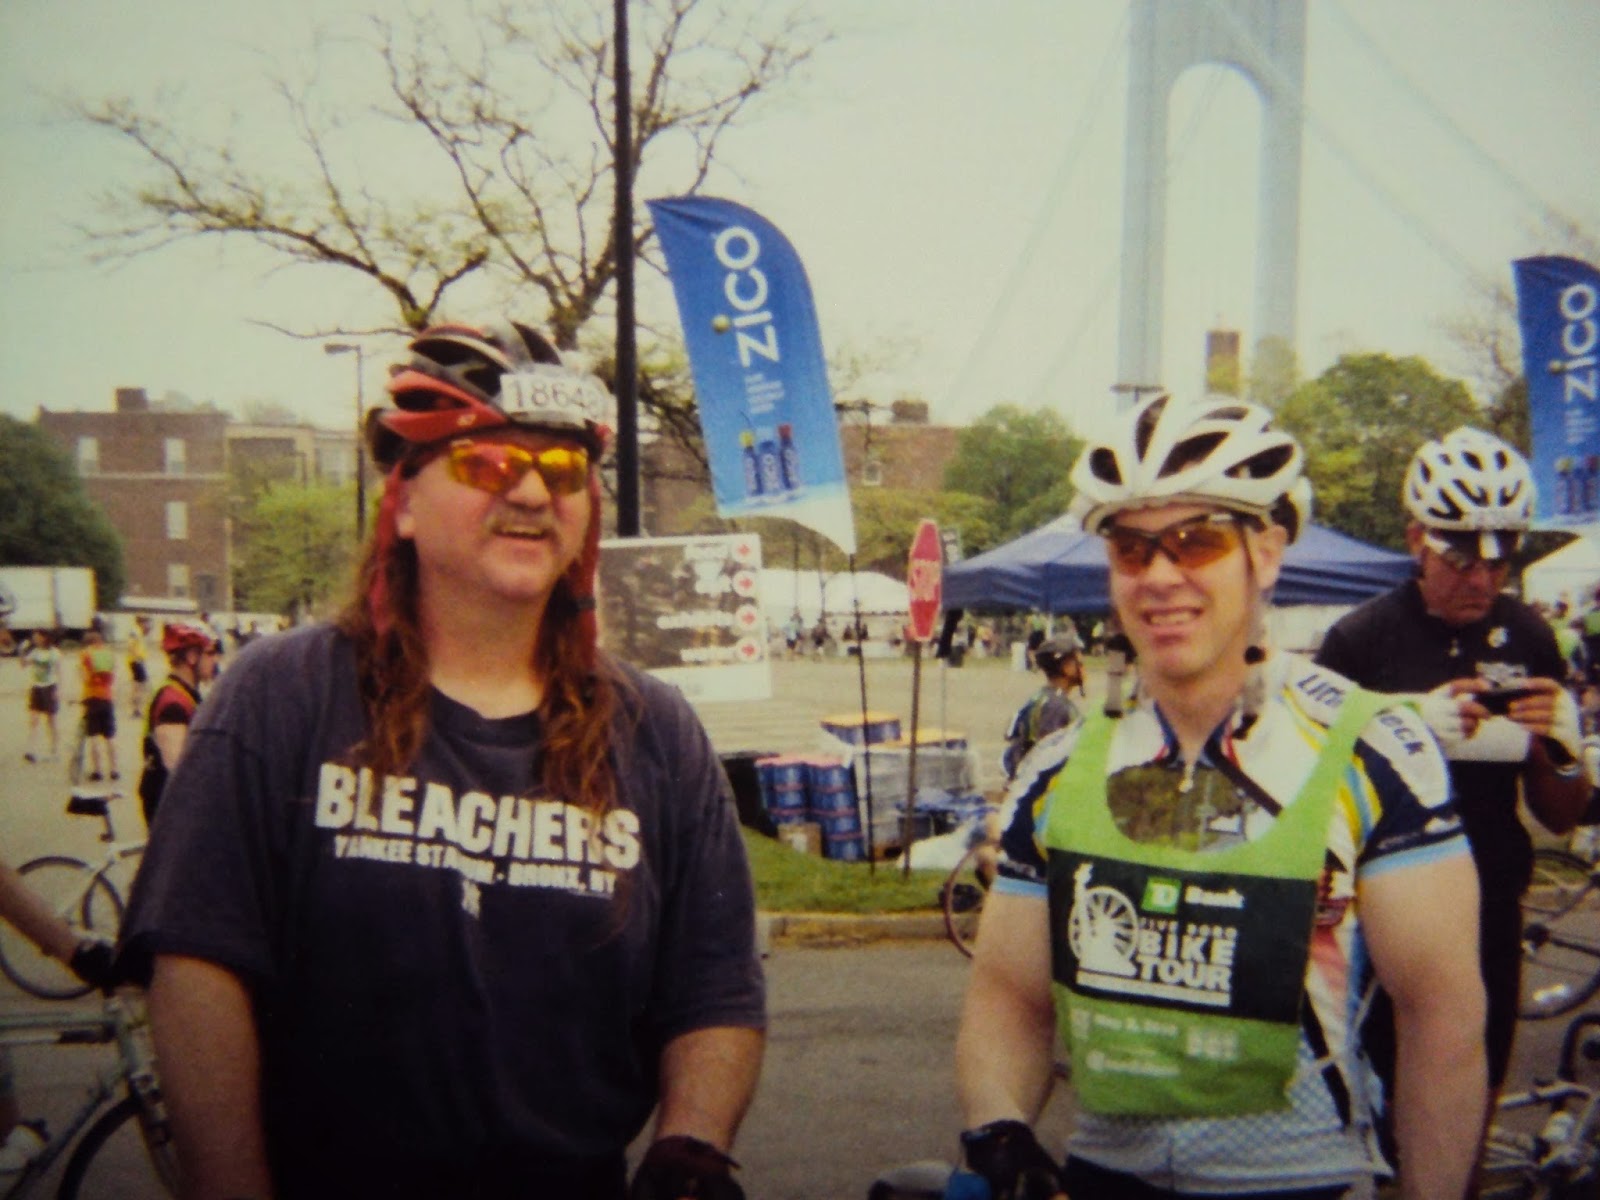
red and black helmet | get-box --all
[162,622,217,655]
[369,322,615,469]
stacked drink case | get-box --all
[740,422,801,501]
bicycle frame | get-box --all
[0,994,171,1198]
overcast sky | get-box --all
[1,0,1595,436]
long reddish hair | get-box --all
[335,467,621,819]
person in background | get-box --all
[21,633,60,765]
[1000,630,1085,780]
[126,616,152,718]
[77,628,119,782]
[954,394,1484,1199]
[118,319,765,1200]
[0,857,115,1172]
[1315,427,1588,1143]
[136,622,221,829]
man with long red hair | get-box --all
[120,321,767,1199]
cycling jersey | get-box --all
[120,624,765,1196]
[1002,686,1081,779]
[1315,580,1566,1096]
[995,653,1465,1193]
[1315,581,1564,895]
[138,676,200,826]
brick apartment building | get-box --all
[37,387,362,613]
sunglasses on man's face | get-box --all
[1103,513,1246,575]
[1422,531,1518,576]
[445,440,590,498]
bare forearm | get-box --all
[654,1025,765,1151]
[956,896,1060,1128]
[955,970,1058,1127]
[1393,1002,1487,1200]
[0,862,83,963]
[1524,740,1589,834]
[149,955,274,1200]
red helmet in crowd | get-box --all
[162,622,217,655]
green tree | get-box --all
[0,416,125,603]
[1275,353,1481,550]
[231,480,357,618]
[942,405,1084,544]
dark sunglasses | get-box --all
[1422,531,1518,575]
[1104,513,1245,575]
[445,440,589,498]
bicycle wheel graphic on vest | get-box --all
[1067,865,1139,978]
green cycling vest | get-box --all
[1042,685,1385,1117]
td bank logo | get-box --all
[1141,877,1182,915]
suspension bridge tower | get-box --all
[1116,0,1307,403]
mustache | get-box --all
[488,513,556,538]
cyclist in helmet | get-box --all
[1316,427,1587,1135]
[953,394,1484,1199]
[120,321,764,1200]
[1001,629,1085,780]
[135,622,220,827]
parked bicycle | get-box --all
[0,795,143,1002]
[1478,1010,1600,1198]
[1522,848,1600,1020]
[0,989,177,1199]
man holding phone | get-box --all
[1316,427,1588,1124]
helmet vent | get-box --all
[1133,394,1170,461]
[1237,444,1296,480]
[1088,446,1122,485]
[1160,431,1226,479]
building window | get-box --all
[862,457,884,487]
[165,438,187,476]
[167,562,191,599]
[76,437,99,475]
[165,501,189,541]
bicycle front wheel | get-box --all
[1522,852,1600,1020]
[942,843,991,960]
[58,1094,179,1200]
[0,857,122,1000]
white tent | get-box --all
[757,569,911,623]
[1523,537,1600,608]
[823,571,909,615]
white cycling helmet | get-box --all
[1403,427,1533,555]
[1069,393,1307,541]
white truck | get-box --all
[0,566,98,651]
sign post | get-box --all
[902,520,943,876]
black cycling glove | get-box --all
[959,1120,1064,1200]
[68,939,116,990]
[629,1135,746,1200]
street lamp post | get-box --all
[324,343,367,540]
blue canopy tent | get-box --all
[944,514,1414,613]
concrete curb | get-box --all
[757,910,951,954]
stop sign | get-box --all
[906,518,943,642]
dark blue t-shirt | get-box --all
[121,624,765,1193]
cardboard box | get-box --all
[781,821,823,856]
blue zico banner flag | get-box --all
[1514,255,1600,529]
[647,195,856,555]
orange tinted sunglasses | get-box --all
[1104,513,1244,574]
[445,440,590,497]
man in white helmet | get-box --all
[953,395,1485,1199]
[1315,427,1588,1127]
